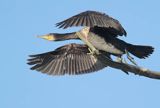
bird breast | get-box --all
[88,32,124,55]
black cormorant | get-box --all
[39,11,154,64]
[28,10,154,75]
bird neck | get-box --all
[52,32,79,41]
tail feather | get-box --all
[127,44,154,59]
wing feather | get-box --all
[56,11,126,36]
[27,43,108,76]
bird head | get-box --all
[37,33,55,41]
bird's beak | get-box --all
[37,34,55,41]
[37,35,47,39]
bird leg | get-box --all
[116,56,123,63]
[87,48,95,55]
[125,49,138,66]
[123,58,128,64]
[116,56,129,74]
[116,56,128,64]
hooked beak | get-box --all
[37,34,55,41]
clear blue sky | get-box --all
[1,0,160,108]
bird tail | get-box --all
[126,43,154,59]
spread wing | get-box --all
[27,43,107,75]
[56,10,126,36]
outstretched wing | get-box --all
[56,10,126,36]
[27,43,107,75]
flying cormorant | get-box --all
[28,10,154,75]
[39,11,154,64]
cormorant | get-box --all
[39,11,154,64]
[28,10,154,75]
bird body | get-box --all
[55,9,154,59]
[87,31,154,58]
[39,29,154,59]
[88,32,124,55]
[54,10,131,58]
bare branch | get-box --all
[76,31,160,80]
